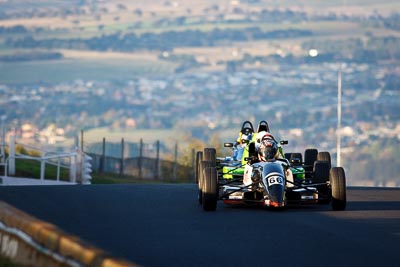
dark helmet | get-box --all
[242,127,253,136]
[240,125,254,144]
[258,138,278,161]
[241,133,252,144]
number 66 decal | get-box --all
[268,176,284,185]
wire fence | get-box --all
[83,137,195,183]
[0,124,196,183]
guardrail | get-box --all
[3,136,92,184]
[4,152,77,181]
[0,201,138,266]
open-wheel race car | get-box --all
[195,133,347,212]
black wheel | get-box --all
[199,161,214,204]
[202,166,218,211]
[204,148,216,167]
[313,161,330,183]
[317,151,331,169]
[314,161,331,203]
[304,148,318,177]
[330,167,346,211]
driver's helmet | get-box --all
[241,133,252,144]
[256,131,274,144]
[240,128,253,144]
[258,135,278,161]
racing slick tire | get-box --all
[317,151,331,169]
[196,151,203,204]
[202,166,218,211]
[330,167,347,211]
[313,161,330,183]
[304,148,318,177]
[200,161,215,205]
[204,148,216,166]
[314,161,331,204]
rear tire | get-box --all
[317,151,331,169]
[304,149,318,177]
[200,161,214,204]
[330,167,347,211]
[313,161,330,183]
[202,167,218,211]
[314,161,330,204]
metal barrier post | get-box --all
[70,153,77,183]
[0,116,5,164]
[56,158,61,181]
[82,153,92,184]
[139,139,143,179]
[120,138,124,176]
[9,135,15,176]
[155,140,160,180]
[40,159,45,180]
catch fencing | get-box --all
[84,137,195,182]
[0,124,196,183]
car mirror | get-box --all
[224,142,234,148]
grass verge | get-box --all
[14,159,70,181]
[7,158,192,184]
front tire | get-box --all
[204,148,216,166]
[200,161,214,205]
[202,166,218,211]
[314,161,330,204]
[330,167,347,211]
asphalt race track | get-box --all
[0,184,399,267]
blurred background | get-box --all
[0,0,399,186]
